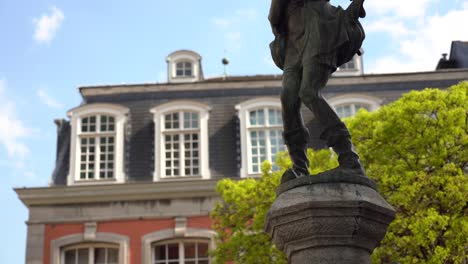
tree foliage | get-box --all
[210,82,468,264]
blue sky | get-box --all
[0,0,467,262]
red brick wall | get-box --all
[43,216,212,264]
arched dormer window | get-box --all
[327,94,381,118]
[166,50,203,83]
[333,54,364,76]
[150,101,210,181]
[175,60,193,77]
[67,104,129,185]
[236,98,285,178]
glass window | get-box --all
[163,111,200,177]
[338,59,356,71]
[248,108,285,173]
[335,103,370,118]
[153,240,209,264]
[63,245,118,264]
[176,61,193,77]
[79,115,116,180]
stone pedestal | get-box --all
[265,172,396,264]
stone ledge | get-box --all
[277,170,378,195]
[15,179,219,207]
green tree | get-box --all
[210,82,468,264]
[348,82,468,264]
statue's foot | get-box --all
[322,165,366,177]
[280,168,309,184]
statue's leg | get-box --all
[281,67,310,180]
[299,60,365,174]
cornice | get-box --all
[78,69,468,97]
[15,179,219,207]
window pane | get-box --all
[167,243,179,260]
[154,245,166,260]
[250,130,266,173]
[268,109,282,125]
[77,248,88,264]
[249,109,265,126]
[336,105,352,118]
[354,104,370,112]
[184,242,196,258]
[64,249,75,264]
[198,242,209,258]
[108,248,119,263]
[95,248,106,263]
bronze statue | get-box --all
[269,0,367,182]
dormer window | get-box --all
[333,54,363,76]
[328,94,381,118]
[166,50,203,83]
[79,115,116,180]
[335,103,370,118]
[339,59,356,71]
[151,101,211,181]
[67,103,129,185]
[175,61,193,77]
[236,98,285,177]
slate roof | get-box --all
[51,69,468,185]
[437,41,468,70]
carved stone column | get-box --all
[265,172,396,264]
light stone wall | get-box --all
[25,223,45,264]
[28,197,218,224]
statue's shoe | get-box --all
[280,168,309,184]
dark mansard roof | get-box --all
[51,69,468,185]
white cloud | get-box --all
[235,8,257,20]
[213,18,232,28]
[37,88,63,109]
[366,18,411,39]
[366,0,436,18]
[212,8,257,29]
[367,2,468,73]
[33,6,64,44]
[0,79,32,159]
[226,31,241,42]
[264,54,277,68]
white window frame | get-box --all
[141,227,216,264]
[236,98,284,178]
[152,239,210,264]
[61,243,119,264]
[150,101,211,181]
[67,103,129,186]
[51,233,129,264]
[333,54,364,76]
[175,60,194,78]
[327,94,381,118]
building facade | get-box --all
[16,44,468,264]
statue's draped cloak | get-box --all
[270,0,365,70]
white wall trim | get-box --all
[67,103,129,186]
[50,232,129,264]
[141,227,216,264]
[150,101,211,181]
[235,97,281,178]
[327,93,381,111]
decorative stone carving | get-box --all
[265,173,395,263]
